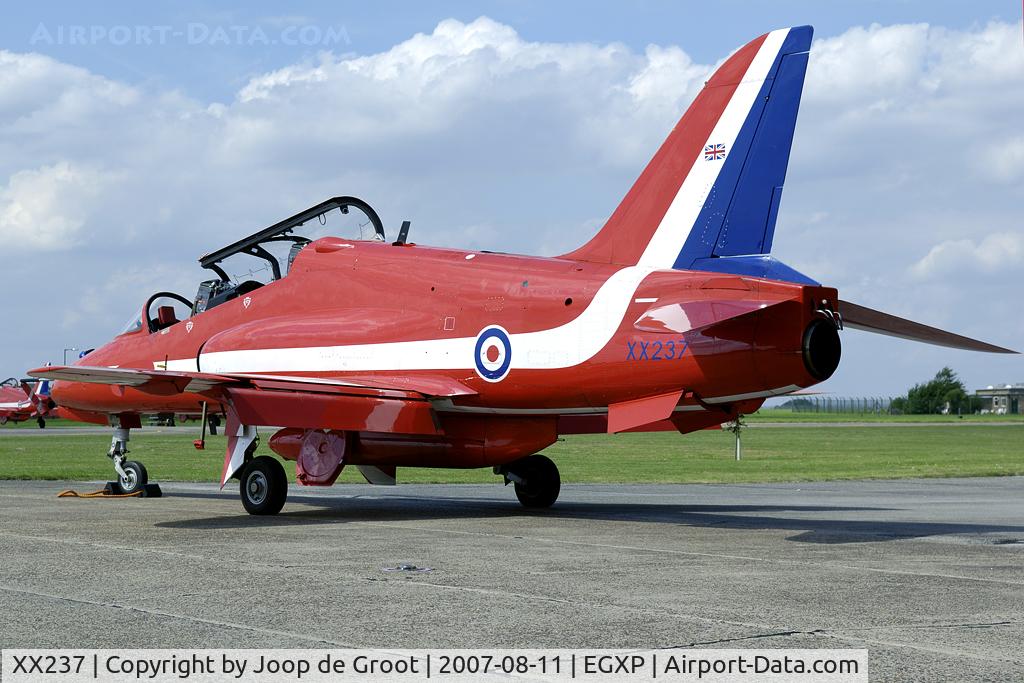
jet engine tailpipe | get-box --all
[802,318,841,381]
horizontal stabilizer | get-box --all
[634,295,797,337]
[839,300,1017,354]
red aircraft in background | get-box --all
[32,26,1016,514]
[0,377,54,428]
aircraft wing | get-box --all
[28,365,474,398]
[28,365,232,394]
[27,365,475,436]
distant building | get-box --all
[975,384,1024,415]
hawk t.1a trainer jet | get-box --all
[0,377,54,428]
[31,26,1015,514]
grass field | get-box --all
[1,424,1021,484]
[4,409,1021,432]
[746,409,1024,423]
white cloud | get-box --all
[0,17,1021,396]
[61,264,196,332]
[0,162,114,250]
[979,135,1024,183]
[911,232,1024,279]
[0,50,137,127]
[806,23,931,105]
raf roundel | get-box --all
[474,326,512,382]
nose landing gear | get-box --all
[106,425,160,497]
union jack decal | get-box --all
[704,143,726,161]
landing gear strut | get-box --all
[497,454,561,508]
[108,427,149,494]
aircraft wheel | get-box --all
[0,416,7,425]
[119,460,148,494]
[512,454,560,508]
[240,456,287,516]
[37,417,46,429]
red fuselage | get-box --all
[52,237,835,467]
[0,386,33,423]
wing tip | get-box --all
[27,365,67,379]
[840,300,1018,354]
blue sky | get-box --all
[1,1,1021,398]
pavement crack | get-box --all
[351,521,1024,587]
[0,585,354,647]
[923,620,1014,630]
[839,620,1015,632]
[663,629,820,647]
[396,579,772,631]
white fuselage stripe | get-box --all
[178,265,660,373]
[166,33,792,377]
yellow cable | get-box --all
[57,488,143,498]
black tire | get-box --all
[119,460,148,494]
[239,456,287,515]
[513,454,560,508]
[37,417,46,429]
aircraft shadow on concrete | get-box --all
[154,490,1024,544]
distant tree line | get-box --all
[890,367,981,415]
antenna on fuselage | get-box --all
[393,220,412,246]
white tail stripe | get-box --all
[637,28,790,269]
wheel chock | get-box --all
[104,481,163,497]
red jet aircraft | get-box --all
[0,377,54,428]
[31,26,1015,513]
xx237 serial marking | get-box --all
[626,339,689,361]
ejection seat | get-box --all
[155,306,178,330]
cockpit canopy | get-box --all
[192,196,386,315]
[195,196,385,294]
[121,196,387,335]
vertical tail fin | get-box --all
[24,363,52,400]
[34,379,51,398]
[563,26,812,269]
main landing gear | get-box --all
[107,427,151,495]
[496,454,561,508]
[238,455,287,515]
